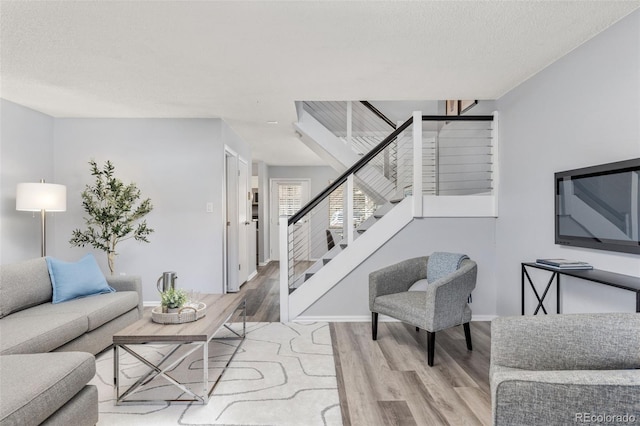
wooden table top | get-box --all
[113,292,245,344]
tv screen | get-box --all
[555,158,640,255]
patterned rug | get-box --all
[92,322,342,425]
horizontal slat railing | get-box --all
[360,101,397,130]
[430,116,494,195]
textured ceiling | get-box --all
[1,1,639,165]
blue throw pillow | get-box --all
[46,254,115,304]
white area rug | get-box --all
[92,322,342,425]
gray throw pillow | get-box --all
[408,278,429,291]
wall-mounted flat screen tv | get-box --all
[555,158,640,255]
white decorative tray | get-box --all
[151,302,207,324]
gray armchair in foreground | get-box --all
[491,313,640,426]
[369,253,477,366]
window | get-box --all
[278,184,302,217]
[328,184,377,229]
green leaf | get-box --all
[70,160,154,267]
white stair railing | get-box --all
[281,111,496,321]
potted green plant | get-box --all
[160,288,187,313]
[70,160,153,275]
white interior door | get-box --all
[238,158,249,286]
[269,179,310,261]
[225,151,239,293]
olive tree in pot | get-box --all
[70,160,154,275]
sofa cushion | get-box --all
[55,309,140,355]
[0,258,52,319]
[0,352,95,426]
[0,312,88,355]
[373,291,428,326]
[41,385,98,426]
[6,290,138,332]
[51,291,138,331]
[46,254,114,304]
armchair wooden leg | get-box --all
[416,327,419,332]
[372,312,378,340]
[463,322,472,351]
[427,331,435,366]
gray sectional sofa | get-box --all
[0,257,143,426]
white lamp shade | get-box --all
[16,183,67,212]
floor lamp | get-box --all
[16,181,67,257]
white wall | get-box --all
[51,118,234,302]
[302,217,497,320]
[0,100,55,263]
[1,109,252,302]
[495,10,640,316]
[222,120,252,161]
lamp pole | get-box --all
[40,179,46,257]
[16,180,67,258]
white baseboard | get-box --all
[259,259,271,267]
[295,314,497,323]
[247,270,258,281]
[472,315,498,322]
[143,301,161,307]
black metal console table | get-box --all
[521,262,640,315]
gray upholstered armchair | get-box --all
[491,313,640,426]
[369,253,477,366]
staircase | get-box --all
[294,101,398,203]
[281,104,496,321]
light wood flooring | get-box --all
[237,262,492,425]
[236,261,280,322]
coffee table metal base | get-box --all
[114,300,246,405]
